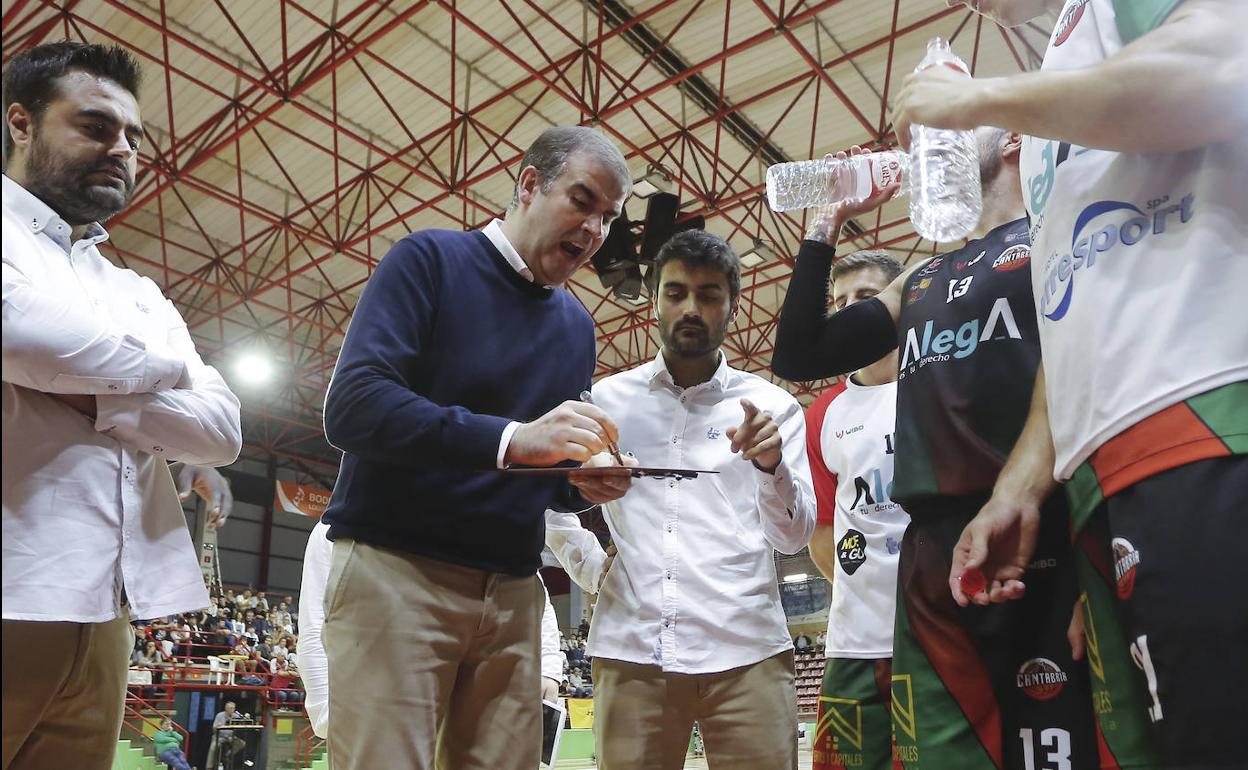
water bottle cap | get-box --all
[918,36,970,75]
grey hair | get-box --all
[508,126,631,210]
[832,249,903,284]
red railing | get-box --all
[126,660,308,726]
[135,626,300,677]
[127,662,274,692]
[120,689,191,756]
[296,724,327,768]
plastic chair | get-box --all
[207,656,236,685]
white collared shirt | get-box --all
[2,175,242,623]
[546,352,816,675]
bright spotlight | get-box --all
[235,353,273,385]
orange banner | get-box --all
[273,481,332,517]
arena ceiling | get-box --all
[2,0,1047,484]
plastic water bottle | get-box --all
[765,151,908,213]
[908,38,982,242]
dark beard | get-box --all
[659,321,726,359]
[24,135,134,226]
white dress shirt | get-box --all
[297,522,333,739]
[538,574,564,686]
[298,520,563,739]
[2,175,242,623]
[546,352,816,675]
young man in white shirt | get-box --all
[1,42,241,770]
[546,230,816,770]
[802,251,909,770]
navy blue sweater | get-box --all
[322,229,597,575]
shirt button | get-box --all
[666,571,672,580]
[671,437,677,444]
[664,620,671,627]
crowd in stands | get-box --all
[558,628,594,699]
[792,631,826,654]
[128,584,607,723]
[128,586,305,710]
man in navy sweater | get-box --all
[320,126,634,770]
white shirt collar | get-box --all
[2,174,109,252]
[482,218,552,287]
[645,349,732,393]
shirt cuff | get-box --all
[142,347,187,392]
[756,461,796,508]
[94,396,142,443]
[497,421,522,469]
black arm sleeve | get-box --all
[771,240,900,382]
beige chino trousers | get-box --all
[592,650,799,770]
[322,540,542,770]
[2,611,133,770]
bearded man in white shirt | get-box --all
[1,42,241,770]
[546,230,816,770]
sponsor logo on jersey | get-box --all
[1027,557,1058,570]
[992,244,1031,272]
[850,466,896,513]
[886,536,901,555]
[1053,0,1090,46]
[956,250,986,271]
[815,697,864,752]
[1112,537,1140,600]
[1016,658,1068,700]
[1040,194,1195,322]
[905,277,933,305]
[918,258,943,276]
[837,529,867,575]
[834,424,864,440]
[900,296,1023,373]
[706,427,721,440]
[1005,228,1029,244]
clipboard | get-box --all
[502,465,718,480]
[541,699,566,767]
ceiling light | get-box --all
[783,572,808,583]
[739,237,778,268]
[235,353,274,385]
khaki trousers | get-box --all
[322,540,542,770]
[592,651,798,770]
[1,612,133,770]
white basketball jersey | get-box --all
[812,378,910,658]
[1020,0,1248,479]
